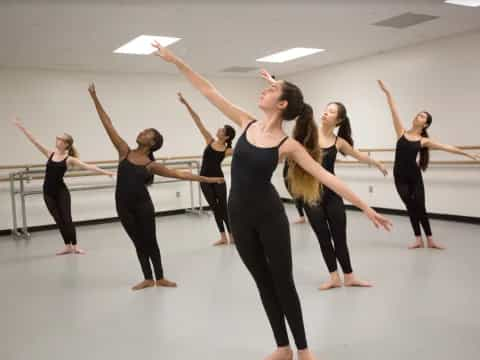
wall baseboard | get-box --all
[282,198,480,225]
[0,208,203,237]
[2,200,478,238]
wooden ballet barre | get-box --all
[1,145,479,173]
[0,155,203,171]
[356,145,480,153]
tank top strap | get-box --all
[277,136,289,148]
[244,120,257,132]
[124,148,131,161]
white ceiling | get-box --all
[0,0,479,76]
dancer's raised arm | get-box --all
[378,80,405,139]
[152,42,255,128]
[88,83,129,158]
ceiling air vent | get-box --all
[373,12,439,29]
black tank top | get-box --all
[229,121,288,216]
[200,142,226,177]
[394,134,421,177]
[43,153,68,195]
[115,150,154,203]
[320,137,339,199]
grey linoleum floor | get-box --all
[1,205,479,360]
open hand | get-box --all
[88,83,96,96]
[177,92,187,104]
[364,207,392,231]
[378,162,388,176]
[260,69,276,84]
[152,41,178,63]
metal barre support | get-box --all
[8,159,206,239]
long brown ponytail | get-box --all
[419,111,432,171]
[331,102,353,155]
[278,81,321,204]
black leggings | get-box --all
[394,175,432,237]
[43,187,77,245]
[229,207,307,350]
[304,195,353,274]
[200,182,231,233]
[116,199,163,280]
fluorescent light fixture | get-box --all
[256,48,324,63]
[114,35,181,55]
[444,0,480,7]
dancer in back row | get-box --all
[378,80,479,250]
[88,84,224,291]
[178,92,235,245]
[13,118,113,255]
[280,91,388,290]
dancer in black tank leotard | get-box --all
[13,117,113,255]
[88,84,224,291]
[298,102,387,290]
[153,43,391,360]
[178,92,236,246]
[283,161,306,224]
[378,80,479,250]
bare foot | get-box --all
[319,279,342,290]
[344,274,373,288]
[264,347,293,360]
[293,217,306,224]
[155,278,177,288]
[73,247,86,255]
[408,239,424,249]
[56,246,73,256]
[213,238,228,246]
[228,233,235,245]
[319,272,342,290]
[298,349,318,360]
[427,241,445,250]
[131,280,155,291]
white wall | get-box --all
[278,30,480,218]
[0,68,260,232]
[2,29,480,233]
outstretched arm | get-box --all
[88,83,129,158]
[13,118,52,158]
[67,157,115,177]
[286,140,392,231]
[377,80,405,139]
[338,138,388,176]
[422,139,480,161]
[147,162,224,183]
[152,42,255,128]
[178,92,214,144]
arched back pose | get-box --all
[178,92,236,246]
[283,160,307,224]
[288,100,387,290]
[13,118,114,255]
[88,84,224,291]
[378,80,479,250]
[153,42,391,360]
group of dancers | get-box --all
[12,41,480,360]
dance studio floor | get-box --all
[1,205,479,360]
